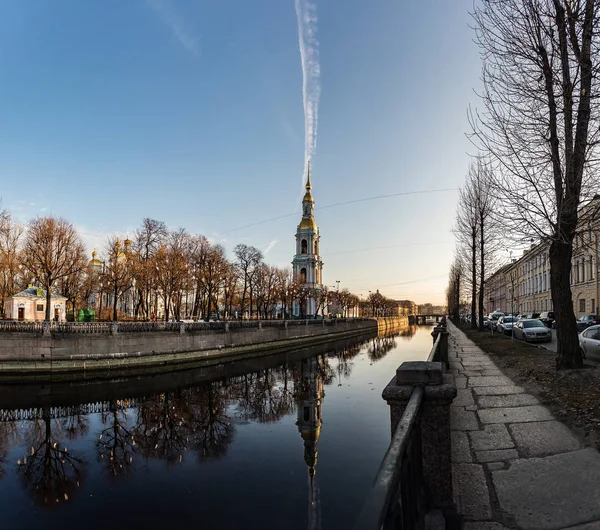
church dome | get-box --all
[298,217,317,231]
[88,250,102,269]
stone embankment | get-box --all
[0,318,379,375]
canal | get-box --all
[0,324,433,529]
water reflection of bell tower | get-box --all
[296,356,325,530]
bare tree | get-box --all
[233,244,263,319]
[22,217,87,321]
[0,212,24,316]
[101,237,134,321]
[470,0,600,368]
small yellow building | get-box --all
[5,287,67,322]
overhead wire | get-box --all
[219,187,458,234]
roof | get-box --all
[7,287,67,301]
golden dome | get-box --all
[303,190,314,203]
[298,217,317,230]
[89,250,102,268]
[124,237,132,247]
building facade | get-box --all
[484,196,600,316]
[5,287,67,322]
[292,166,324,317]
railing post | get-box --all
[225,322,230,332]
[42,321,51,337]
[179,322,186,334]
[382,361,458,527]
[110,322,118,336]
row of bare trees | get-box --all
[449,0,600,370]
[0,212,376,321]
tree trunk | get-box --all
[550,239,582,368]
[113,287,118,321]
[471,229,477,328]
[478,217,485,331]
[45,275,52,321]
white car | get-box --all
[497,316,517,334]
[580,325,600,361]
[513,319,552,343]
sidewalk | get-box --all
[448,321,600,530]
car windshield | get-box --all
[523,320,545,328]
[504,317,516,323]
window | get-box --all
[580,299,586,313]
[301,239,308,254]
[303,407,310,421]
[300,268,307,283]
[36,304,44,312]
[576,260,580,283]
[593,299,596,313]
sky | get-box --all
[0,0,482,305]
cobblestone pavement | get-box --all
[448,321,600,530]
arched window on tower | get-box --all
[314,240,319,255]
[301,239,308,254]
[300,268,307,283]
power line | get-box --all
[322,240,450,256]
[220,187,458,234]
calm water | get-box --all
[0,325,433,530]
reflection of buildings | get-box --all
[296,355,325,530]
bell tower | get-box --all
[292,161,324,318]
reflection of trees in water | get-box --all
[0,422,20,479]
[97,400,137,477]
[368,336,397,363]
[134,384,233,464]
[0,335,381,490]
[16,407,85,507]
[400,325,417,340]
[226,367,296,424]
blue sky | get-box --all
[0,0,481,304]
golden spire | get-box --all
[92,249,97,258]
[306,159,312,190]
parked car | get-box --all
[576,315,600,331]
[488,311,505,331]
[525,313,541,320]
[580,325,600,361]
[497,316,517,335]
[539,311,555,328]
[513,319,552,342]
[482,316,490,329]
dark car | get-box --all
[526,313,541,319]
[539,311,555,328]
[576,315,600,331]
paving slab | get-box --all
[485,462,505,472]
[477,393,539,409]
[565,522,600,529]
[463,521,508,530]
[478,405,554,424]
[451,430,472,463]
[475,449,519,463]
[481,369,504,376]
[451,407,479,431]
[454,376,467,389]
[472,385,525,396]
[453,463,492,521]
[452,388,475,407]
[469,424,514,451]
[493,448,600,529]
[468,376,516,387]
[509,421,581,457]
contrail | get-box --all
[294,0,320,185]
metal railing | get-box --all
[53,322,111,334]
[0,321,43,333]
[354,387,425,529]
[355,329,451,529]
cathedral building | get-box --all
[292,164,324,317]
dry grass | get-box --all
[457,322,600,450]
